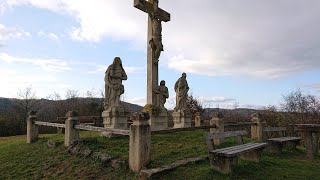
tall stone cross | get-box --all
[134,0,170,106]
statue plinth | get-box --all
[172,109,192,128]
[101,106,128,137]
[149,108,168,130]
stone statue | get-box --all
[174,73,189,111]
[146,0,164,64]
[104,57,127,109]
[154,80,169,108]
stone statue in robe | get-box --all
[104,57,127,110]
[174,73,189,111]
[154,80,169,108]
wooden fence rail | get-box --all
[225,122,255,127]
[74,124,130,136]
[151,125,217,135]
[34,121,65,128]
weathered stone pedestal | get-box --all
[210,112,224,145]
[194,112,202,127]
[64,111,80,147]
[173,110,192,128]
[102,106,128,137]
[129,112,151,172]
[149,109,168,130]
[27,111,39,143]
[251,113,265,140]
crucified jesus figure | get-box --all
[142,0,164,64]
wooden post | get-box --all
[210,112,224,145]
[27,111,38,143]
[64,111,80,147]
[129,112,151,172]
[251,113,264,140]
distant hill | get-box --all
[0,97,15,111]
[0,97,143,114]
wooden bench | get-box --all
[264,127,301,154]
[204,130,267,173]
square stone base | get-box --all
[101,106,128,133]
[149,110,168,131]
[172,110,192,128]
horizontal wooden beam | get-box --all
[151,125,216,135]
[264,127,287,132]
[225,122,255,127]
[34,121,65,128]
[204,130,248,139]
[140,157,206,179]
[74,125,130,136]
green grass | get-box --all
[0,130,319,179]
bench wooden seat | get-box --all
[264,127,301,154]
[204,130,267,174]
[211,143,268,157]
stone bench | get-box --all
[204,130,267,174]
[264,127,301,154]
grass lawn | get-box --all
[0,130,319,179]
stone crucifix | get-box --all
[134,0,170,106]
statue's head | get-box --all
[160,80,165,86]
[182,72,187,78]
[113,57,122,67]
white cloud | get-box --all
[3,0,320,78]
[128,97,146,106]
[88,64,145,74]
[1,0,145,43]
[199,96,236,104]
[301,83,320,92]
[0,23,30,40]
[38,31,59,40]
[0,68,59,98]
[0,53,71,72]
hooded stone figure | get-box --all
[154,80,169,108]
[104,57,127,109]
[174,73,189,111]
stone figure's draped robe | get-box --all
[104,63,127,108]
[155,85,169,108]
[174,77,189,110]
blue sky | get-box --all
[0,0,320,109]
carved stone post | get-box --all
[194,112,202,127]
[129,112,151,172]
[64,111,80,147]
[27,111,38,143]
[251,113,264,140]
[210,112,224,145]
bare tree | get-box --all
[65,89,80,111]
[281,89,320,121]
[16,86,39,129]
[187,93,204,116]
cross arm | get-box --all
[134,0,170,22]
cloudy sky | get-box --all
[0,0,320,109]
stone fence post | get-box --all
[250,113,264,140]
[210,112,224,145]
[194,112,202,127]
[64,111,80,147]
[27,111,38,143]
[129,112,151,172]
